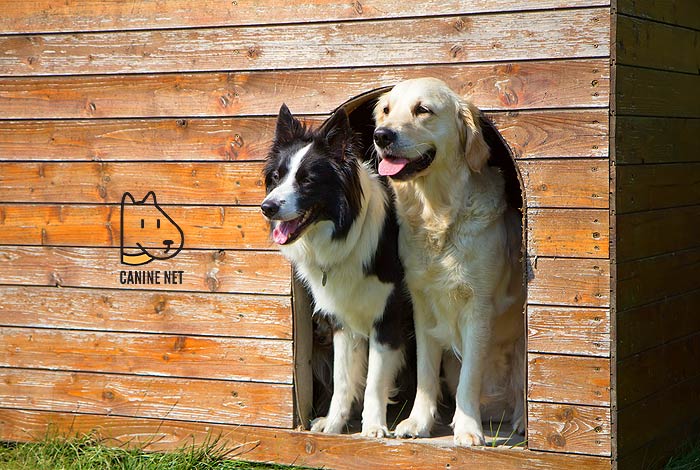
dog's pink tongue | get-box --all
[378,157,409,176]
[272,219,300,245]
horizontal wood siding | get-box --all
[614,3,700,466]
[0,2,615,466]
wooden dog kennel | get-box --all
[0,1,697,468]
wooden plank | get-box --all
[617,289,700,358]
[0,286,292,340]
[0,410,614,470]
[0,247,291,295]
[527,306,610,357]
[528,354,611,406]
[0,59,610,119]
[617,0,700,30]
[617,332,700,409]
[528,402,611,456]
[616,66,700,118]
[518,159,609,209]
[615,117,700,165]
[616,163,700,213]
[0,9,610,76]
[527,257,610,307]
[0,327,292,383]
[0,205,273,251]
[527,209,609,258]
[617,418,700,470]
[0,162,265,205]
[0,369,293,428]
[617,205,700,261]
[616,15,699,73]
[617,246,700,311]
[0,0,611,34]
[292,279,314,429]
[617,375,700,458]
[0,111,608,162]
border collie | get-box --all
[261,104,413,438]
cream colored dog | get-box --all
[373,78,525,446]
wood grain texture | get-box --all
[617,246,700,311]
[0,162,266,206]
[615,117,700,165]
[617,332,700,409]
[0,10,610,76]
[527,306,610,357]
[527,209,609,258]
[617,418,700,470]
[617,289,700,359]
[0,111,608,162]
[0,410,614,470]
[518,160,609,209]
[528,354,611,406]
[0,60,610,119]
[0,247,291,295]
[0,286,292,340]
[616,66,700,118]
[616,205,700,261]
[616,163,700,213]
[617,0,700,30]
[0,369,293,428]
[527,257,610,307]
[0,0,611,34]
[0,205,273,250]
[0,327,292,383]
[616,15,699,73]
[528,402,611,456]
[292,279,313,429]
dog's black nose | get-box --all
[261,200,280,218]
[373,127,397,149]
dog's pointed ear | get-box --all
[320,108,352,159]
[274,103,306,144]
[458,99,490,173]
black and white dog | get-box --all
[261,104,413,437]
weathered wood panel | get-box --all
[527,258,610,307]
[527,209,609,258]
[616,206,700,262]
[527,307,610,357]
[0,60,610,119]
[0,247,291,295]
[518,159,609,208]
[616,163,700,213]
[617,332,700,409]
[617,289,700,359]
[0,111,608,162]
[528,354,611,406]
[0,286,292,340]
[616,15,699,73]
[0,369,293,428]
[617,247,700,311]
[617,0,700,30]
[0,0,611,34]
[0,410,614,470]
[616,66,700,118]
[0,10,610,76]
[615,117,700,165]
[528,402,611,456]
[0,327,292,383]
[0,205,273,251]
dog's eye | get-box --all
[414,104,432,116]
[383,106,390,115]
[270,170,280,182]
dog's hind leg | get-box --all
[311,328,367,434]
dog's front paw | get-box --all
[310,416,345,434]
[361,423,389,439]
[394,417,432,439]
[454,431,485,446]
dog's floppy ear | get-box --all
[274,103,306,144]
[319,108,352,159]
[458,99,490,173]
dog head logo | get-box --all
[120,191,184,266]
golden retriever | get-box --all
[373,77,525,446]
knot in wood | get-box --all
[548,432,566,448]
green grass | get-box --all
[0,434,298,470]
[665,438,700,470]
